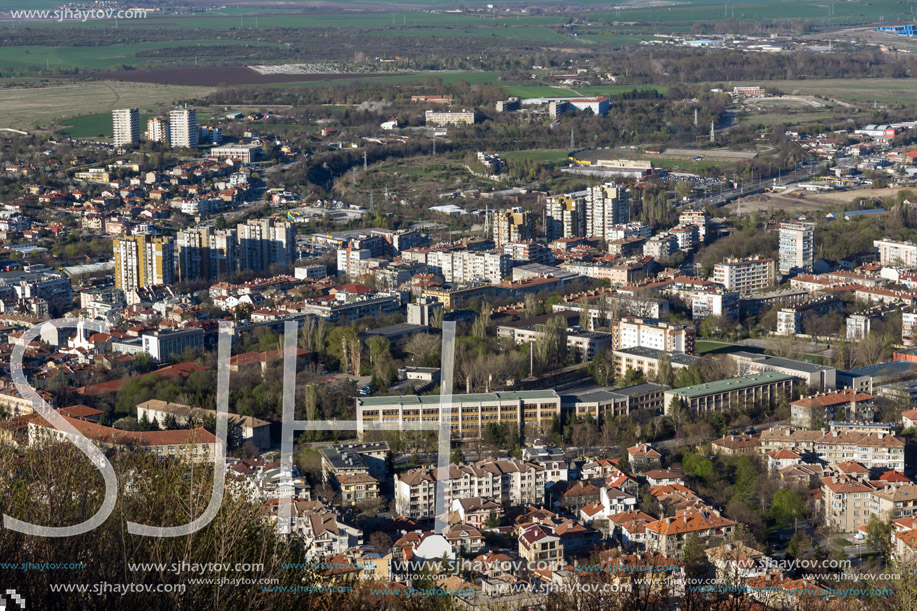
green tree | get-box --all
[769,488,806,530]
[865,514,893,560]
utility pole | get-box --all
[433,138,436,155]
[694,108,698,127]
[529,342,533,378]
[710,121,715,143]
[570,129,575,148]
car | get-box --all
[854,532,865,541]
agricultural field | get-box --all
[0,40,286,72]
[729,78,917,106]
[0,80,212,131]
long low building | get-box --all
[612,347,700,379]
[760,427,906,471]
[728,351,836,391]
[663,372,796,415]
[136,399,271,450]
[356,390,561,440]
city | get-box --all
[1,1,917,610]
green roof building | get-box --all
[663,372,795,415]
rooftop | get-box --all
[358,390,559,407]
[666,372,794,399]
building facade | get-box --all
[113,235,175,291]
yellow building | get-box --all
[113,235,175,291]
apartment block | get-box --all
[612,347,700,379]
[136,399,270,450]
[169,108,198,148]
[610,316,696,354]
[875,238,917,267]
[424,110,475,126]
[357,390,562,440]
[176,226,237,282]
[713,257,776,294]
[112,108,140,147]
[237,218,295,272]
[146,117,170,143]
[821,476,879,533]
[663,372,795,415]
[760,427,906,471]
[395,457,546,519]
[545,193,586,241]
[585,183,629,240]
[775,296,843,335]
[778,222,815,274]
[490,208,533,247]
[790,389,875,428]
[141,328,205,362]
[113,235,175,291]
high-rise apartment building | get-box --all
[146,117,170,143]
[585,182,629,240]
[169,108,198,148]
[176,226,238,282]
[237,218,295,272]
[491,208,533,247]
[545,193,586,241]
[713,256,776,294]
[113,235,175,291]
[112,108,140,147]
[778,222,814,275]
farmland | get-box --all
[0,80,212,131]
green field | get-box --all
[0,40,284,71]
[728,78,917,106]
[370,25,573,43]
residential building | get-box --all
[337,473,381,507]
[875,238,917,267]
[847,305,898,341]
[300,290,402,324]
[691,290,739,321]
[237,218,295,272]
[627,443,662,472]
[112,108,140,147]
[585,183,630,239]
[821,476,876,533]
[357,391,562,440]
[713,257,776,294]
[169,108,198,148]
[790,389,875,428]
[113,235,175,291]
[425,110,475,126]
[711,434,759,456]
[903,309,917,347]
[300,507,362,561]
[610,316,696,354]
[491,208,533,247]
[663,372,796,415]
[679,210,709,243]
[395,458,547,519]
[778,222,815,274]
[146,117,170,143]
[644,508,737,558]
[545,193,586,241]
[643,234,678,259]
[319,442,389,483]
[729,351,836,391]
[518,524,563,566]
[775,296,844,335]
[176,226,237,282]
[760,427,906,471]
[136,399,270,450]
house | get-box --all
[644,469,684,487]
[451,497,502,528]
[444,523,485,556]
[300,508,363,561]
[711,434,758,456]
[627,443,662,472]
[644,508,737,558]
[606,510,657,550]
[336,473,381,508]
[766,448,803,473]
[518,524,563,567]
[705,542,768,584]
[902,409,917,430]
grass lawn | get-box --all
[835,538,853,547]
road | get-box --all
[682,159,830,211]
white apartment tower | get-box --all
[169,108,198,148]
[112,108,140,147]
[778,222,815,275]
[585,183,630,240]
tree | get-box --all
[655,352,674,386]
[769,488,806,529]
[405,332,440,367]
[365,335,390,368]
[367,531,393,555]
[485,509,500,528]
[865,514,893,560]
